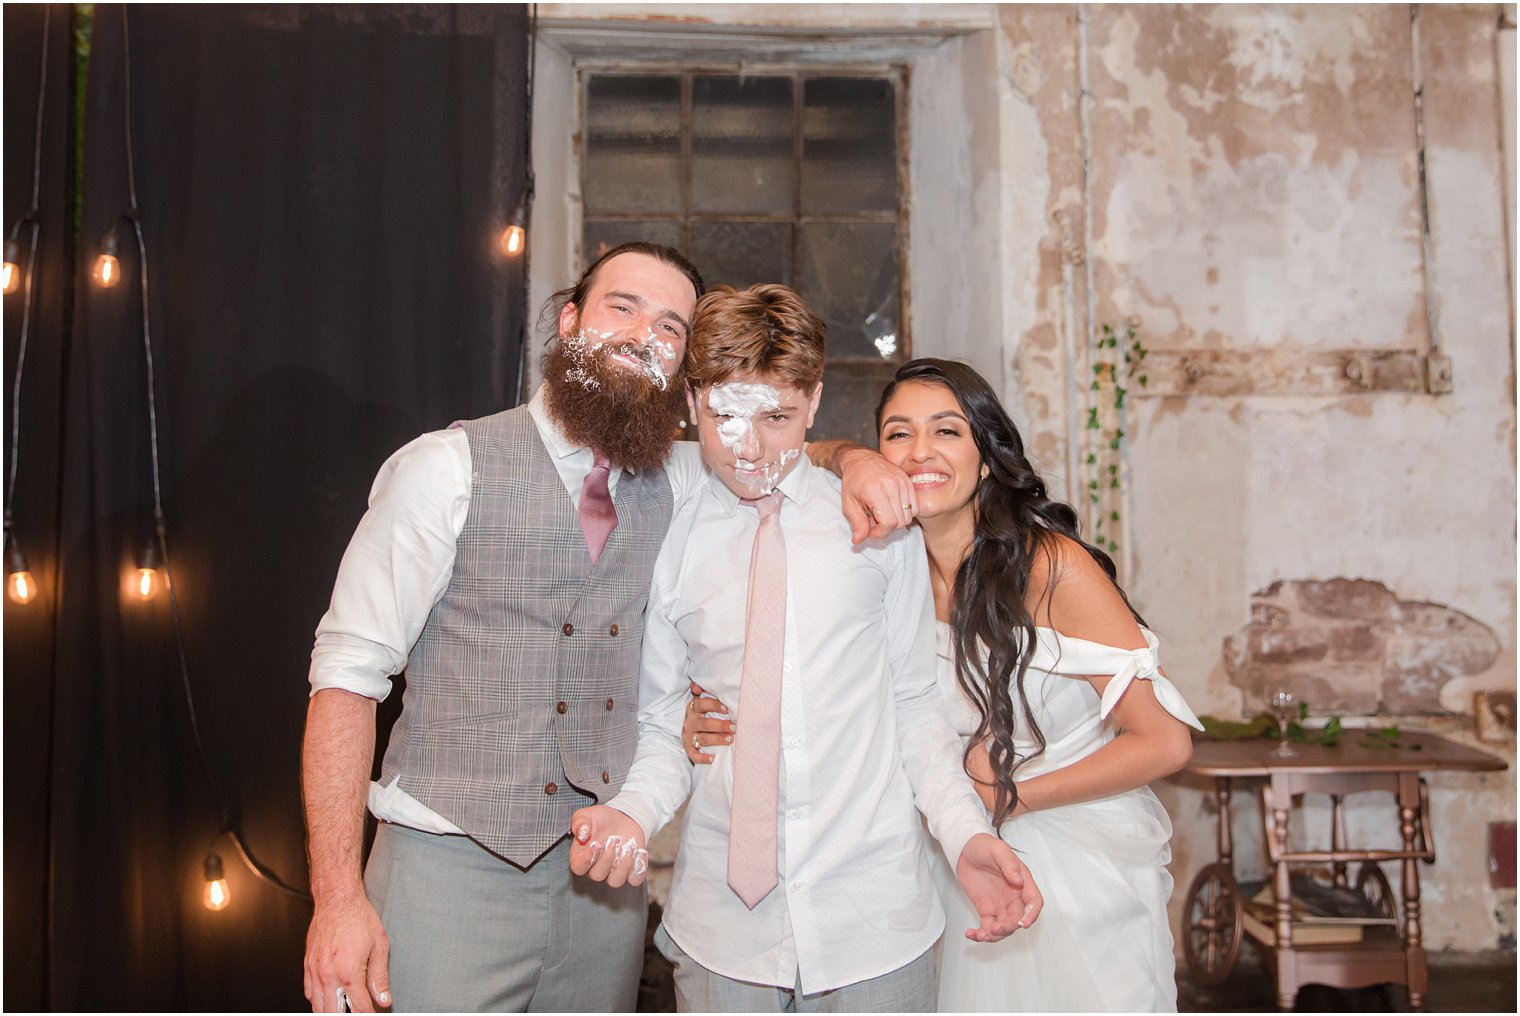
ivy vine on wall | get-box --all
[1084,317,1147,559]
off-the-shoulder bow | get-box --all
[1090,629,1204,730]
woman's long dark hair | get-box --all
[876,358,1145,826]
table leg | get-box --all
[1399,773,1427,1009]
[1268,780,1296,1010]
[1330,794,1348,887]
[1216,776,1233,867]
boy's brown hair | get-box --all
[686,284,827,392]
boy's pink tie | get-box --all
[728,490,785,909]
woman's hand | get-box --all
[682,680,735,764]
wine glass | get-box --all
[1270,688,1299,759]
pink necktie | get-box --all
[578,453,617,564]
[728,490,785,909]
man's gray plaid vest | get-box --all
[380,407,672,866]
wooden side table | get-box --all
[1179,732,1506,1010]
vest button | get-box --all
[601,770,610,783]
[605,698,615,711]
[544,782,558,796]
[609,623,619,636]
[562,623,574,636]
[555,701,567,715]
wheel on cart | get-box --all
[1355,861,1398,923]
[1182,861,1244,985]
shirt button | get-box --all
[601,770,610,783]
[562,623,574,636]
[787,738,802,749]
[544,782,558,796]
[610,623,620,636]
[555,701,568,715]
[605,698,615,711]
[789,809,804,820]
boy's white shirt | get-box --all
[607,452,993,995]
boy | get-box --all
[571,284,1040,1011]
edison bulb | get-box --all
[203,875,231,911]
[1,260,17,295]
[7,570,35,605]
[500,224,526,257]
[202,848,231,912]
[92,253,121,288]
[135,566,159,601]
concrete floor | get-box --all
[1177,948,1516,1013]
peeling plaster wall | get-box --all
[1051,4,1516,953]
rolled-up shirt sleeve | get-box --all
[308,428,472,701]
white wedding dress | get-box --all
[928,622,1202,1013]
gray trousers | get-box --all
[655,924,937,1013]
[365,823,647,1012]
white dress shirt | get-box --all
[607,454,993,995]
[307,387,705,832]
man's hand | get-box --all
[303,891,392,1013]
[836,446,916,544]
[954,833,1044,943]
[568,806,650,888]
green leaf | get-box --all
[1110,511,1119,521]
[1085,453,1096,465]
[1139,375,1148,387]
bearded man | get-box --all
[301,244,707,1014]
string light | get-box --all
[5,10,50,610]
[202,847,231,912]
[92,229,121,288]
[6,531,36,606]
[98,9,310,908]
[499,204,527,257]
[2,238,20,295]
[132,536,162,601]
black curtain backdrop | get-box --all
[4,5,529,1010]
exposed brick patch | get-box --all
[1295,578,1406,621]
[1224,579,1498,714]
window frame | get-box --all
[574,61,913,364]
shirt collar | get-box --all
[527,385,623,477]
[704,446,815,517]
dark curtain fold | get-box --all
[5,5,528,1010]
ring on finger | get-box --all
[688,698,701,714]
[691,733,702,751]
[902,503,912,512]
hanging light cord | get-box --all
[5,7,51,541]
[524,3,536,206]
[116,10,308,903]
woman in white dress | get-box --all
[686,358,1203,1012]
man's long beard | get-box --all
[541,337,684,473]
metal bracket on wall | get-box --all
[1131,349,1455,398]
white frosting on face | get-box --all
[562,327,673,391]
[706,383,804,496]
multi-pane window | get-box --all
[580,69,907,442]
